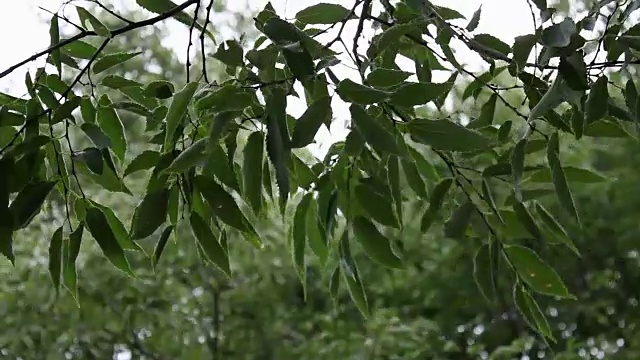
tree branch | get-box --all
[0,0,198,80]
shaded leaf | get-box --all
[48,226,64,292]
[85,206,134,275]
[9,181,56,230]
[152,225,174,269]
[131,189,170,240]
[337,79,389,104]
[164,82,199,150]
[124,150,160,177]
[353,216,402,268]
[350,104,402,156]
[505,245,573,298]
[93,52,141,74]
[190,212,230,276]
[291,96,331,148]
[408,119,492,152]
[296,3,353,24]
[243,131,264,213]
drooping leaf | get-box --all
[143,80,175,99]
[586,75,609,124]
[473,243,495,302]
[354,183,399,228]
[513,200,542,240]
[505,245,574,298]
[85,206,134,275]
[194,175,261,248]
[136,0,214,38]
[337,79,389,104]
[93,52,141,74]
[408,119,493,152]
[48,226,64,292]
[421,178,453,231]
[388,82,449,107]
[123,150,160,177]
[62,223,83,301]
[152,225,174,269]
[534,202,579,256]
[265,88,290,207]
[444,202,475,239]
[547,133,580,224]
[89,200,142,251]
[541,18,576,48]
[243,131,264,214]
[164,138,207,174]
[190,212,231,276]
[9,181,56,230]
[72,147,104,175]
[350,104,402,156]
[401,158,427,198]
[291,96,331,148]
[292,193,313,299]
[296,3,353,24]
[366,68,412,88]
[164,82,199,150]
[352,216,402,268]
[130,189,170,240]
[76,6,110,36]
[97,95,127,161]
[466,5,482,32]
[49,15,61,74]
[513,283,555,340]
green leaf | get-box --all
[292,193,313,299]
[534,202,579,256]
[407,119,493,152]
[194,175,261,248]
[243,131,264,214]
[505,245,573,298]
[93,52,141,74]
[547,133,580,224]
[49,15,61,74]
[585,75,609,124]
[130,189,170,240]
[291,96,331,148]
[473,243,495,302]
[9,181,56,230]
[513,283,555,340]
[152,225,174,269]
[353,217,402,268]
[85,206,134,276]
[388,82,449,107]
[72,147,104,175]
[100,75,142,89]
[296,3,353,24]
[339,232,368,317]
[164,138,207,173]
[541,18,576,47]
[136,0,214,38]
[401,158,427,198]
[386,156,403,228]
[62,39,99,60]
[337,79,389,104]
[97,95,127,161]
[265,88,290,207]
[124,150,160,177]
[511,35,538,71]
[350,104,402,156]
[76,6,110,36]
[143,80,175,99]
[469,93,497,128]
[213,40,244,68]
[164,82,199,150]
[89,200,142,251]
[366,68,412,88]
[513,200,542,239]
[444,202,475,239]
[63,223,83,301]
[584,119,631,138]
[190,212,230,275]
[421,178,453,231]
[466,5,482,32]
[471,34,511,57]
[48,226,64,292]
[481,179,504,224]
[355,183,399,228]
[527,76,569,122]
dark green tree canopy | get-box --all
[0,0,638,347]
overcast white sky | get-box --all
[0,0,536,154]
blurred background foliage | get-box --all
[1,0,639,359]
